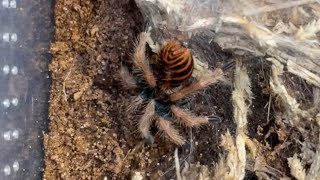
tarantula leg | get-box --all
[157,117,186,145]
[127,95,144,113]
[170,68,224,101]
[120,66,138,89]
[138,100,156,144]
[133,32,157,87]
[170,105,210,127]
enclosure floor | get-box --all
[43,0,299,179]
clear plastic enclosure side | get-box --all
[0,0,54,179]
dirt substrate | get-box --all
[43,0,312,179]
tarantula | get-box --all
[120,31,232,145]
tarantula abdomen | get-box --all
[153,40,194,89]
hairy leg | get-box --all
[138,100,156,144]
[170,60,235,101]
[170,68,224,101]
[120,65,138,89]
[127,95,144,113]
[157,117,186,145]
[133,32,157,87]
[170,105,210,127]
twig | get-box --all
[232,63,252,180]
[267,58,313,121]
[306,145,320,179]
[187,129,194,163]
[267,94,272,124]
[175,148,182,180]
[313,87,320,108]
[287,60,320,88]
[62,61,75,102]
[160,147,193,178]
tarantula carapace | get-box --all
[120,31,231,145]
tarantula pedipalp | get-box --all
[121,31,230,145]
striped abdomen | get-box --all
[155,40,194,89]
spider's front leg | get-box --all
[170,60,235,101]
[120,65,138,89]
[170,68,223,101]
[133,32,157,88]
[119,65,145,113]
